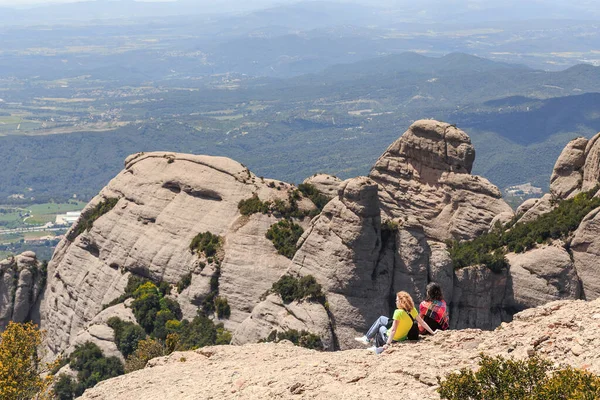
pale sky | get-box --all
[0,0,173,6]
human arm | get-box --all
[382,319,399,350]
[415,314,435,335]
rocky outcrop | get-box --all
[582,133,600,191]
[550,136,588,198]
[232,294,334,349]
[571,206,600,299]
[40,121,600,361]
[80,298,600,400]
[288,177,389,349]
[545,132,600,201]
[302,174,342,199]
[41,152,311,357]
[0,251,45,331]
[67,302,137,361]
[506,246,581,309]
[369,119,513,242]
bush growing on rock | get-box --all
[131,282,163,333]
[214,296,231,319]
[448,187,600,272]
[437,354,600,400]
[266,219,304,259]
[68,342,124,397]
[107,317,147,358]
[262,329,324,350]
[74,197,119,237]
[238,194,270,215]
[103,274,170,309]
[270,274,326,305]
[177,272,192,293]
[298,183,329,212]
[189,231,222,258]
[124,337,171,373]
[54,374,76,400]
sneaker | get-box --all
[367,346,385,354]
[354,336,370,345]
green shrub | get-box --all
[74,197,119,237]
[201,292,216,315]
[270,274,326,305]
[103,274,151,309]
[131,282,162,333]
[448,187,600,272]
[437,354,600,400]
[261,329,323,350]
[176,314,218,350]
[124,337,169,373]
[177,272,192,293]
[266,219,304,259]
[298,183,330,212]
[106,317,147,358]
[238,195,270,215]
[189,232,222,258]
[160,297,182,320]
[54,374,75,400]
[214,296,231,319]
[238,191,312,220]
[68,342,124,397]
[216,326,232,345]
[152,310,178,340]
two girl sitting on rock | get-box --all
[355,282,449,354]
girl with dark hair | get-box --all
[419,282,449,334]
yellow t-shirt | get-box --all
[387,308,418,341]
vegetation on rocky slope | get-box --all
[448,188,600,272]
[74,197,119,238]
[297,183,330,212]
[262,329,324,350]
[438,354,600,399]
[59,342,124,398]
[189,231,222,258]
[238,190,318,220]
[265,219,304,259]
[269,274,326,305]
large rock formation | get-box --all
[80,298,600,400]
[571,206,600,299]
[41,152,311,357]
[369,119,513,241]
[39,121,600,361]
[236,121,521,347]
[0,251,45,330]
[302,173,343,199]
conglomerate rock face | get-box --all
[369,119,513,242]
[0,251,44,331]
[41,152,303,357]
[39,122,600,360]
[79,298,600,400]
[289,177,389,349]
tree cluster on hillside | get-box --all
[448,188,600,272]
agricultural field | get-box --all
[0,200,86,260]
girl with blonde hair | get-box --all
[355,291,436,353]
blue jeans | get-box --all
[366,316,389,347]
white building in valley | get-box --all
[55,211,81,225]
